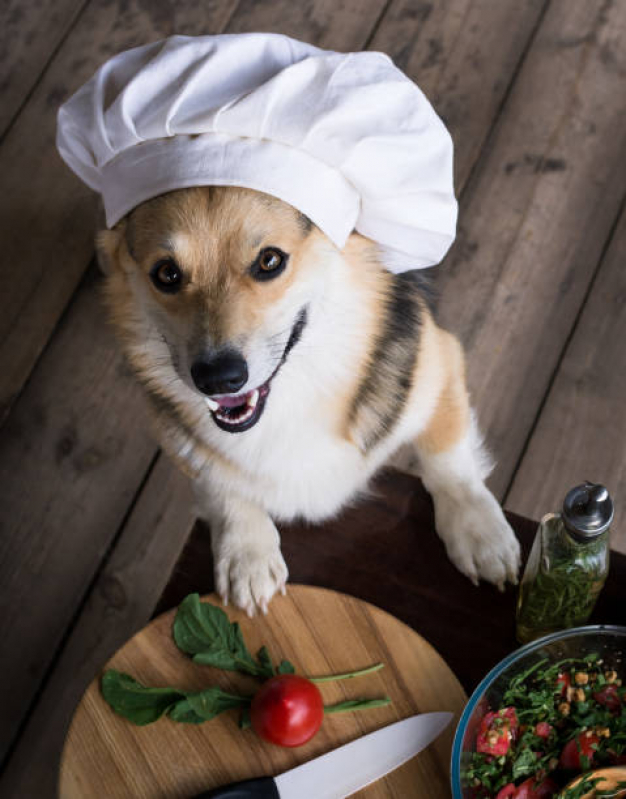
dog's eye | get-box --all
[150,258,182,293]
[252,247,288,281]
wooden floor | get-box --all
[1,1,625,796]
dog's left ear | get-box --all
[95,222,126,275]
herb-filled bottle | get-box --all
[515,482,613,644]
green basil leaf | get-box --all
[101,669,252,727]
[167,699,206,724]
[173,594,259,676]
[277,660,296,675]
[186,687,251,721]
[101,670,184,726]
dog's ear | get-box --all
[95,223,126,275]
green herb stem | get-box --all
[323,697,392,714]
[310,663,384,684]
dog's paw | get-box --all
[213,537,288,617]
[434,488,521,591]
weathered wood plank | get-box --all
[0,267,160,764]
[434,0,626,501]
[0,0,85,139]
[0,455,195,798]
[0,0,239,425]
[369,0,547,190]
[226,0,388,47]
[506,203,626,553]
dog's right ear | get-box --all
[95,223,126,275]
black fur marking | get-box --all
[349,273,423,451]
[297,212,314,235]
[283,306,308,361]
[405,268,438,316]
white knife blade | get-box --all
[275,711,452,799]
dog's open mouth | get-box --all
[205,307,308,434]
[205,383,270,432]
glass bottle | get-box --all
[516,482,613,644]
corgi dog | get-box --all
[97,186,521,616]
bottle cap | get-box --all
[562,482,614,540]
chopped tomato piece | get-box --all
[514,776,558,798]
[593,684,622,712]
[559,731,601,770]
[495,784,517,798]
[476,707,519,756]
[555,672,571,696]
[535,721,552,739]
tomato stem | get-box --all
[323,697,392,714]
[309,662,385,683]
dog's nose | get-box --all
[191,353,248,396]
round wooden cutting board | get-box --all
[60,585,467,798]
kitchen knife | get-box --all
[192,711,452,798]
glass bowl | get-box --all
[450,625,626,797]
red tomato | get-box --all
[535,721,552,739]
[250,675,324,747]
[593,684,622,712]
[559,732,601,770]
[514,776,558,798]
[476,707,519,756]
[495,784,517,798]
[556,672,571,696]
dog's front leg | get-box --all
[412,414,521,590]
[395,328,521,589]
[193,477,288,616]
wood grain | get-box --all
[59,586,467,798]
[369,0,547,189]
[0,267,158,764]
[434,0,626,502]
[0,0,238,425]
[0,0,85,139]
[0,455,196,798]
[506,203,626,552]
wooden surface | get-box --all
[435,0,626,502]
[2,1,626,797]
[507,202,626,535]
[60,585,467,798]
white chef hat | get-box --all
[57,33,457,270]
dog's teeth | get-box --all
[248,389,259,409]
[205,397,220,411]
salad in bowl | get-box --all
[451,626,626,798]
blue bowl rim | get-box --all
[450,624,626,798]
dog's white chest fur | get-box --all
[196,369,386,522]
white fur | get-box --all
[415,417,520,590]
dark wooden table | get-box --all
[157,471,626,695]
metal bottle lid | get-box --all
[562,482,614,541]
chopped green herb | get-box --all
[461,654,626,795]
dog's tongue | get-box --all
[215,391,250,408]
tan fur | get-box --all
[416,324,470,455]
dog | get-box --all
[97,185,521,616]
